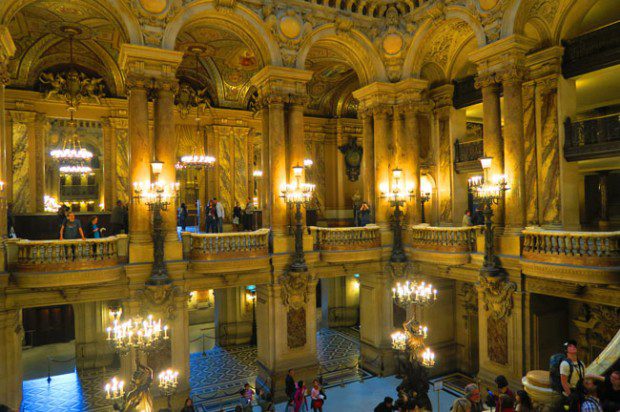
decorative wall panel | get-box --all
[12,123,29,213]
[438,114,452,224]
[234,130,248,206]
[523,83,539,225]
[115,129,129,203]
[538,80,561,226]
[487,316,508,365]
[218,128,233,216]
[287,307,307,348]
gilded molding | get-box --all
[477,275,517,320]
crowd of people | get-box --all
[374,340,619,412]
[461,207,484,227]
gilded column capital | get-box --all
[371,104,393,118]
[429,84,454,110]
[474,72,500,90]
[108,117,129,130]
[8,110,37,124]
[125,75,151,91]
[287,93,309,107]
[152,78,179,94]
[495,65,527,86]
[535,76,558,97]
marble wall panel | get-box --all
[438,115,452,224]
[523,83,539,225]
[12,123,29,213]
[487,316,508,365]
[538,81,561,226]
[116,129,129,203]
[234,130,248,206]
[218,129,233,217]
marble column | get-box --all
[372,106,391,229]
[102,119,115,211]
[154,81,182,259]
[476,75,504,226]
[499,67,527,233]
[431,85,455,226]
[260,104,270,227]
[0,310,22,410]
[126,77,152,258]
[287,96,307,225]
[170,292,190,392]
[522,81,539,226]
[267,97,287,235]
[402,105,421,225]
[361,111,375,217]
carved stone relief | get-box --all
[572,303,620,365]
[487,316,508,364]
[135,284,184,321]
[280,270,312,349]
[287,307,307,348]
[477,275,517,320]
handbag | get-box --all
[311,399,324,408]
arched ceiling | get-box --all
[175,22,263,109]
[305,45,360,118]
[6,0,128,95]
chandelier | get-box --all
[280,165,315,204]
[176,117,216,170]
[380,168,414,206]
[105,314,169,355]
[104,377,125,400]
[467,157,509,204]
[392,280,437,307]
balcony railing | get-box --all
[522,229,620,267]
[564,114,620,161]
[184,229,270,260]
[8,235,127,273]
[311,225,381,251]
[410,225,478,252]
[60,184,99,199]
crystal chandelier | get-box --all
[106,314,169,355]
[176,117,216,170]
[467,157,509,204]
[104,377,125,399]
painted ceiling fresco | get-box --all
[7,0,127,95]
[305,46,359,118]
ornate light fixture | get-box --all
[176,46,211,119]
[420,175,432,223]
[133,160,179,285]
[158,369,179,409]
[176,117,216,170]
[105,314,169,355]
[381,168,415,262]
[468,156,510,277]
[392,280,437,307]
[280,164,315,272]
[104,377,125,400]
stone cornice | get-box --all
[469,34,537,75]
[525,46,564,80]
[250,66,313,97]
[118,44,184,81]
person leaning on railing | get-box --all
[60,212,85,241]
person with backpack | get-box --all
[550,339,586,412]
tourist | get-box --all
[395,391,413,411]
[179,203,188,232]
[110,200,125,235]
[472,206,484,225]
[515,389,533,412]
[464,383,484,412]
[87,216,102,239]
[451,397,472,412]
[310,379,324,412]
[256,388,274,412]
[359,202,371,226]
[374,396,394,412]
[215,197,225,233]
[181,397,195,412]
[601,370,620,412]
[7,202,15,238]
[582,375,604,412]
[205,200,217,233]
[285,369,297,403]
[240,382,254,411]
[60,212,85,240]
[233,201,242,231]
[559,339,586,412]
[57,205,68,228]
[494,375,515,412]
[462,209,472,226]
[293,380,308,412]
[244,197,255,231]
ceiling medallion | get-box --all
[479,0,500,11]
[382,33,404,55]
[139,0,169,14]
[280,15,302,39]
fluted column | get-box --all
[154,81,181,253]
[499,66,527,233]
[0,310,22,410]
[126,77,152,249]
[360,110,375,216]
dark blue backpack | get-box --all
[549,353,568,393]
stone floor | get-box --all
[20,327,366,412]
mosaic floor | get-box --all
[21,328,365,412]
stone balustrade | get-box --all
[409,225,478,252]
[310,225,381,251]
[8,235,127,272]
[184,229,270,260]
[522,228,620,266]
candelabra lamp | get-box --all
[467,157,509,277]
[280,164,315,272]
[420,176,432,224]
[380,168,414,263]
[159,369,179,409]
[133,160,179,285]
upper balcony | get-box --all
[182,229,271,280]
[310,225,382,264]
[453,138,483,173]
[564,113,620,161]
[6,235,127,289]
[521,228,620,284]
[408,225,478,265]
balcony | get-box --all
[182,229,271,281]
[7,235,127,288]
[60,184,99,200]
[453,139,483,173]
[522,228,620,284]
[564,113,620,161]
[408,225,478,265]
[310,225,382,264]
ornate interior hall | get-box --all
[0,0,618,410]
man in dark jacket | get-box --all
[285,369,296,402]
[374,396,394,412]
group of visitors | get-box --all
[203,198,226,233]
[56,200,130,241]
[375,340,620,412]
[285,369,326,412]
[354,202,371,227]
[180,197,257,233]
